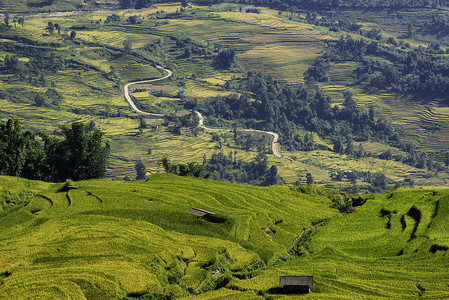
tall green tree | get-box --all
[46,122,110,181]
[46,22,54,35]
[135,160,147,180]
[0,119,35,177]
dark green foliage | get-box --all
[119,0,154,9]
[304,57,330,82]
[245,8,261,13]
[0,119,109,182]
[135,161,147,180]
[318,35,449,105]
[203,152,283,186]
[331,170,391,193]
[0,119,46,179]
[213,48,236,70]
[306,173,313,185]
[200,72,398,152]
[158,157,206,178]
[45,122,110,181]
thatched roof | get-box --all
[187,208,214,218]
[279,276,314,286]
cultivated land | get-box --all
[1,175,449,298]
[2,3,449,188]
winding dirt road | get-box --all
[124,67,282,158]
[195,111,281,158]
[123,66,172,117]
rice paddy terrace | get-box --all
[1,3,449,188]
[1,175,449,299]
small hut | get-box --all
[187,208,214,219]
[279,276,313,294]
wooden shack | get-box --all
[279,276,313,294]
[187,208,214,219]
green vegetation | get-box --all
[1,2,449,190]
[0,174,336,298]
[0,119,109,182]
[1,175,449,298]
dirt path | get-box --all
[195,111,282,158]
[123,66,172,117]
[124,67,282,158]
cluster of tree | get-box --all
[419,14,449,40]
[1,52,64,87]
[199,72,398,152]
[203,152,283,186]
[213,48,237,70]
[311,35,449,104]
[285,9,363,34]
[245,8,261,13]
[193,0,449,10]
[331,170,391,193]
[0,119,109,182]
[163,112,199,136]
[156,152,283,186]
[0,37,95,98]
[45,22,62,35]
[158,157,207,177]
[34,88,63,108]
[119,0,154,9]
[380,143,445,172]
[234,132,271,152]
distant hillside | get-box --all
[1,174,449,298]
[0,0,119,13]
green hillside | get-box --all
[0,174,336,299]
[1,175,449,299]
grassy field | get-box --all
[0,174,337,299]
[1,175,449,298]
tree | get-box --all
[46,122,110,181]
[183,46,191,58]
[333,137,344,154]
[407,23,413,37]
[123,39,132,53]
[0,119,32,176]
[306,173,314,185]
[54,23,61,34]
[138,116,147,129]
[135,160,147,180]
[46,22,54,35]
[70,30,76,39]
[213,48,236,70]
[34,94,47,107]
[17,17,24,28]
[4,14,10,29]
[261,165,283,186]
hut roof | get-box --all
[187,208,214,218]
[279,276,314,286]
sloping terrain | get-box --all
[0,174,336,299]
[1,175,449,298]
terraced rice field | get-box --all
[238,41,322,85]
[231,189,449,298]
[183,80,236,100]
[2,175,449,298]
[0,174,337,299]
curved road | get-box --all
[195,111,281,158]
[124,66,172,117]
[124,66,282,158]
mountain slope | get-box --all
[0,174,336,299]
